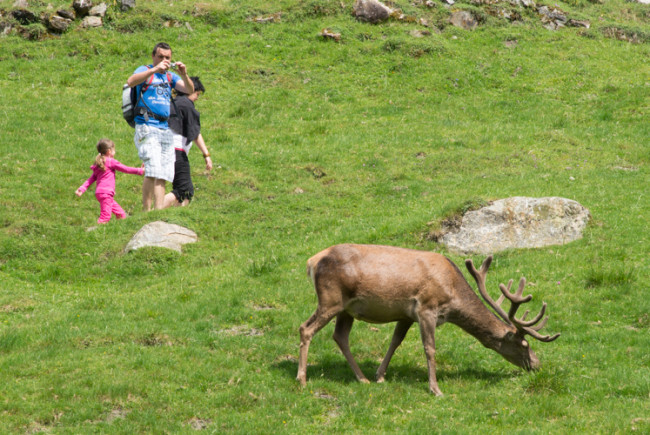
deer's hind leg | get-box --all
[333,311,370,383]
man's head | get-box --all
[152,42,172,66]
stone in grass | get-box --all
[437,197,591,255]
[124,221,197,253]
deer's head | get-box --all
[466,256,560,371]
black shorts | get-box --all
[171,149,194,203]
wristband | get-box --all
[203,153,210,158]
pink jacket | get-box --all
[77,157,144,196]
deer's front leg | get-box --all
[376,319,413,383]
[417,311,443,396]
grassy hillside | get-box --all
[0,0,648,432]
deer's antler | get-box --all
[466,257,560,343]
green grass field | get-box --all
[0,0,648,432]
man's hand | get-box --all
[155,59,172,73]
[174,61,188,76]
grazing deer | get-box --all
[296,244,560,396]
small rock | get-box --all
[450,10,478,30]
[353,0,393,24]
[57,9,75,20]
[320,28,341,42]
[120,0,135,11]
[89,3,107,17]
[73,0,93,17]
[81,16,102,27]
[47,14,72,33]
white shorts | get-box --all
[134,124,175,182]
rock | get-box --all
[57,9,75,20]
[249,12,281,23]
[120,0,135,11]
[89,3,107,17]
[538,6,568,30]
[320,28,341,42]
[47,14,72,33]
[437,197,591,254]
[449,10,478,30]
[510,0,535,7]
[11,8,39,24]
[13,0,29,7]
[73,0,93,17]
[353,0,393,24]
[125,221,198,253]
[0,21,13,35]
[567,19,590,29]
[81,15,102,27]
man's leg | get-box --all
[142,176,155,211]
[153,178,166,210]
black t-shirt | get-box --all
[169,95,201,143]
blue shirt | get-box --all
[133,65,181,129]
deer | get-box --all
[296,244,560,396]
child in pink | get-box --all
[76,138,144,223]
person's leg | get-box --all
[96,193,112,223]
[112,199,128,219]
[142,177,155,211]
[153,178,166,210]
[162,192,179,209]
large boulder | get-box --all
[437,197,590,254]
[124,221,198,253]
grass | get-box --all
[0,0,648,433]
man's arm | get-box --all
[127,60,170,88]
[194,134,212,171]
[172,62,194,95]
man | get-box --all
[162,77,213,208]
[127,42,194,211]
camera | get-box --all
[170,62,177,70]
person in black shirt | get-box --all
[162,77,213,208]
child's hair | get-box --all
[94,138,115,171]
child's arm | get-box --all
[110,159,145,176]
[76,173,97,196]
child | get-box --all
[76,138,144,223]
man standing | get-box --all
[127,42,194,211]
[162,77,213,208]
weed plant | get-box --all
[0,0,648,433]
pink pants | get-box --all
[96,193,127,223]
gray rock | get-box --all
[538,6,568,30]
[353,0,393,24]
[57,9,75,20]
[73,0,93,17]
[89,3,107,17]
[450,10,478,30]
[125,221,198,253]
[13,0,29,8]
[81,15,102,27]
[120,0,135,11]
[47,14,72,33]
[438,197,591,254]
